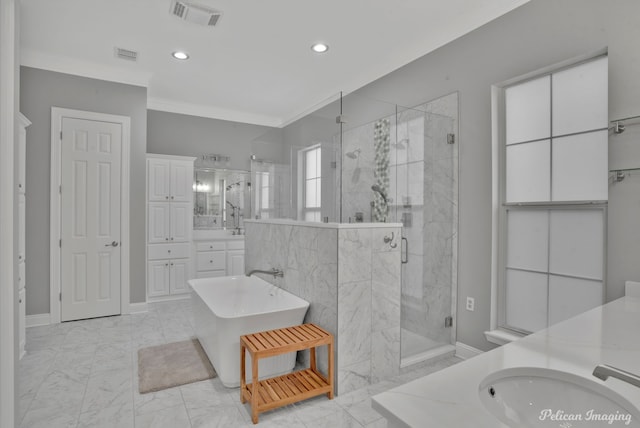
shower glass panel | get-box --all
[396,93,458,362]
[285,94,342,222]
[340,94,399,223]
[250,159,291,220]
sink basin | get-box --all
[478,367,640,427]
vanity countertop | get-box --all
[372,296,640,427]
[192,230,245,240]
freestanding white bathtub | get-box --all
[189,275,310,388]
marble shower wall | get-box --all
[244,220,401,395]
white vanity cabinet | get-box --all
[193,236,245,278]
[146,154,195,301]
[17,113,30,359]
[226,240,246,276]
[147,156,192,202]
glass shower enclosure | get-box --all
[248,91,459,366]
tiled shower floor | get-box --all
[19,299,461,428]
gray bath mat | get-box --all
[137,338,216,394]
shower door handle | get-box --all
[401,237,408,264]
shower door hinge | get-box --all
[447,133,455,145]
[444,316,453,328]
[335,114,348,124]
[330,161,337,169]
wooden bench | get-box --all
[240,323,334,424]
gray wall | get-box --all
[147,110,282,171]
[20,66,148,314]
[345,0,640,351]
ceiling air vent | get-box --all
[114,47,138,62]
[170,1,222,27]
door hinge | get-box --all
[60,131,63,140]
[59,185,62,194]
[59,292,62,302]
[59,239,62,248]
[447,133,455,145]
[445,315,453,328]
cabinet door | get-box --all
[18,194,25,262]
[147,260,169,297]
[170,259,191,294]
[227,250,245,276]
[148,158,171,201]
[170,203,192,242]
[148,203,171,243]
[170,161,193,202]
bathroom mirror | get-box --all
[193,168,251,231]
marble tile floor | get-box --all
[19,298,461,428]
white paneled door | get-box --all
[60,117,122,321]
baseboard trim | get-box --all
[455,342,484,360]
[26,313,51,328]
[128,302,148,314]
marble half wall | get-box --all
[244,219,401,395]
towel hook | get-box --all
[383,232,397,248]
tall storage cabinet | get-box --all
[146,154,195,301]
[17,113,30,359]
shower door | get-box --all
[394,94,458,362]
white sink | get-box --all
[478,367,640,427]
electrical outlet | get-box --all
[466,297,475,312]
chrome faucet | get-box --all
[246,268,284,278]
[593,364,640,389]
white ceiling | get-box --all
[20,0,528,127]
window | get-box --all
[302,145,322,222]
[490,55,608,341]
[254,171,271,219]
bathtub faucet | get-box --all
[246,268,284,278]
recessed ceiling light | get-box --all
[172,51,189,60]
[311,43,329,54]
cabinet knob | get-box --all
[18,255,22,260]
[165,237,169,241]
[19,298,22,303]
[171,196,174,200]
[209,260,213,263]
[165,196,169,200]
[209,245,213,249]
[170,263,174,266]
[18,184,22,188]
[168,249,171,253]
[170,237,174,241]
[165,263,169,266]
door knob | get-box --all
[105,241,119,247]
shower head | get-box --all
[345,148,361,159]
[371,184,388,204]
